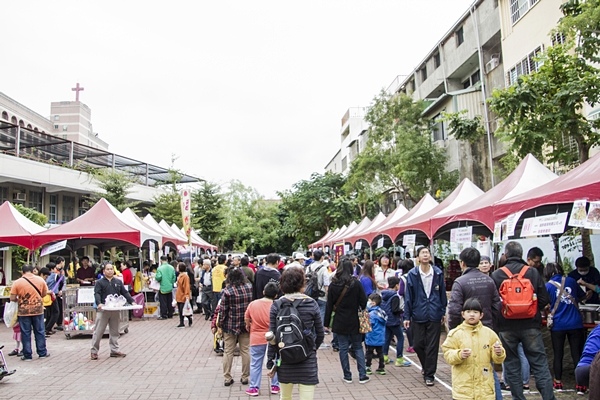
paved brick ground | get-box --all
[0,316,455,400]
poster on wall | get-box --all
[355,241,362,250]
[504,211,524,237]
[403,234,416,247]
[584,201,600,230]
[377,237,385,249]
[493,222,502,243]
[476,240,491,258]
[569,200,588,227]
[450,226,473,254]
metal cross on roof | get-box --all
[72,82,84,102]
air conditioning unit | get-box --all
[13,192,26,202]
[485,56,500,74]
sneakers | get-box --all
[224,378,234,387]
[395,357,411,367]
[20,356,32,361]
[425,379,435,386]
[176,324,185,328]
[343,377,353,384]
[500,382,510,392]
[376,368,386,375]
[270,385,280,395]
[366,367,372,375]
[39,353,50,359]
[553,380,563,391]
[245,388,259,396]
[576,385,587,395]
[406,346,415,353]
[7,349,19,357]
[91,353,98,360]
[383,355,390,364]
[110,352,127,358]
[359,376,370,384]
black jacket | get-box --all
[324,277,367,335]
[94,277,135,306]
[491,258,549,332]
[447,267,500,330]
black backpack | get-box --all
[275,298,315,364]
[304,265,325,299]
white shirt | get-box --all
[419,265,434,298]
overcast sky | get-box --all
[3,0,474,198]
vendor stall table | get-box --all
[62,287,141,339]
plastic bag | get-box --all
[3,301,18,328]
[182,299,193,316]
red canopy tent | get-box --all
[382,194,439,243]
[429,154,557,239]
[345,212,387,246]
[493,151,600,222]
[0,201,46,250]
[32,198,155,250]
[361,204,410,245]
[310,228,338,249]
[391,178,484,240]
[341,216,371,245]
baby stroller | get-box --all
[0,346,16,381]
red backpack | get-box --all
[499,266,538,319]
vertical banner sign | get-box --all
[149,241,155,262]
[181,189,192,245]
[334,242,345,264]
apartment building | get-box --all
[324,107,369,174]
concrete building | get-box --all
[324,107,369,175]
[0,89,200,280]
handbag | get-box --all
[149,278,161,291]
[3,301,18,328]
[43,292,56,307]
[358,309,372,334]
[547,277,566,330]
[329,285,349,327]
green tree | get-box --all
[150,169,183,225]
[12,204,47,272]
[352,91,458,205]
[89,168,142,212]
[278,172,359,248]
[560,0,600,63]
[191,181,224,245]
[489,44,600,166]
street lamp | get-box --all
[250,238,255,257]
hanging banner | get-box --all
[585,201,600,229]
[403,234,416,247]
[476,240,491,258]
[40,240,68,257]
[569,200,588,227]
[333,242,344,263]
[181,189,192,245]
[149,241,155,262]
[450,226,473,254]
[0,247,8,251]
[344,244,350,254]
[376,237,384,249]
[354,241,362,250]
[493,222,502,243]
[521,212,569,237]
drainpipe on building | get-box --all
[470,3,495,188]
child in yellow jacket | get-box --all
[442,298,506,400]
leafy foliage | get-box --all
[348,91,457,204]
[444,112,486,143]
[12,204,47,270]
[560,0,600,63]
[89,168,142,212]
[191,181,224,245]
[150,169,183,225]
[278,172,361,248]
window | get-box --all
[54,124,59,129]
[49,194,57,224]
[506,46,543,85]
[552,32,566,46]
[0,186,7,203]
[420,65,428,82]
[28,191,43,213]
[511,0,539,24]
[432,113,446,142]
[456,27,464,47]
[54,115,59,121]
[433,53,441,69]
[62,125,68,131]
[341,156,348,172]
[409,79,415,93]
[1,111,8,120]
[62,195,75,222]
[462,70,481,89]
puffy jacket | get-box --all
[442,321,506,400]
[447,267,500,330]
[365,306,387,346]
[381,289,402,327]
[404,265,447,323]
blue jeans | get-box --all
[317,299,326,325]
[337,333,366,380]
[493,362,502,400]
[498,329,555,400]
[502,342,530,385]
[19,314,47,359]
[249,344,278,389]
[383,325,404,357]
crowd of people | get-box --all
[4,243,600,399]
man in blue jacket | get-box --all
[403,246,447,387]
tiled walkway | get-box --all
[0,316,454,400]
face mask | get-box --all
[366,300,374,308]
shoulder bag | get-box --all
[329,284,349,328]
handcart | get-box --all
[62,287,130,339]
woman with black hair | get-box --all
[359,260,377,297]
[325,257,369,384]
[543,262,586,391]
